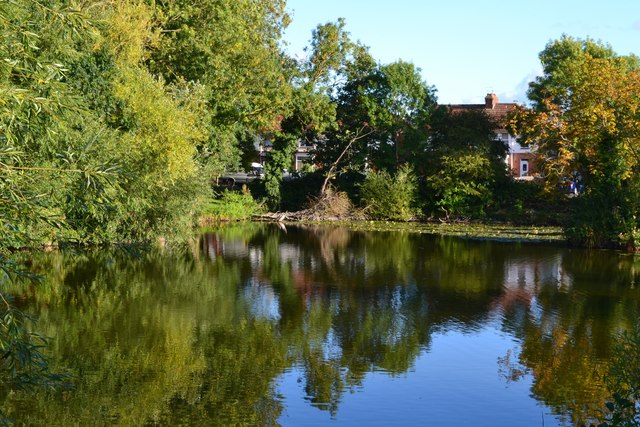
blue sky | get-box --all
[282,0,640,104]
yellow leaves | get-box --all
[515,51,640,186]
[556,145,575,167]
[97,0,161,65]
[113,66,206,185]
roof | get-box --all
[445,94,518,131]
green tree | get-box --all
[425,108,509,219]
[509,36,640,248]
[264,19,353,209]
[0,2,217,420]
[149,0,292,179]
[319,58,436,174]
[0,1,105,421]
[427,154,494,219]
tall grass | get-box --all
[200,189,265,223]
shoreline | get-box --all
[214,217,567,245]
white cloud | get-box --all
[498,69,543,106]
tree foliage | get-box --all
[6,7,640,423]
[318,56,436,174]
[149,0,292,178]
[424,108,509,219]
[428,154,494,219]
[0,1,97,420]
[1,1,216,416]
[509,36,640,248]
[262,19,353,209]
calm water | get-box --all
[4,223,640,426]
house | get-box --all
[447,93,536,179]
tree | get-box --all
[425,107,509,219]
[149,0,292,178]
[509,36,640,248]
[263,19,353,209]
[319,58,436,174]
[0,1,105,420]
[0,1,217,419]
[313,43,377,186]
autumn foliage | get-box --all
[509,36,640,249]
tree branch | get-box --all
[320,124,372,196]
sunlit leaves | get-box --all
[112,67,202,184]
[360,165,418,221]
[509,36,640,248]
[149,0,291,175]
[306,18,353,87]
[428,153,493,219]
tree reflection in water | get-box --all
[2,223,639,425]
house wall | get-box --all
[505,134,529,154]
[508,152,536,178]
[498,133,536,178]
[256,137,314,173]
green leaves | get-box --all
[360,165,418,221]
[591,326,640,426]
[0,259,70,425]
[427,153,494,219]
[150,0,291,157]
[324,58,436,173]
[511,36,640,248]
[306,18,353,87]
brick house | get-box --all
[446,93,536,179]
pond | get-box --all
[4,223,640,426]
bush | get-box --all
[360,165,418,221]
[279,171,324,212]
[490,179,570,226]
[426,153,492,220]
[565,184,640,249]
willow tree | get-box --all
[509,36,640,248]
[0,1,102,417]
[1,1,212,420]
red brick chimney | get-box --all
[485,93,498,109]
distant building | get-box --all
[447,94,536,179]
[257,137,313,173]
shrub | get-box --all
[360,165,418,221]
[427,153,493,220]
[279,171,324,212]
[565,183,640,249]
[490,179,570,226]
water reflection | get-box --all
[3,223,639,426]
